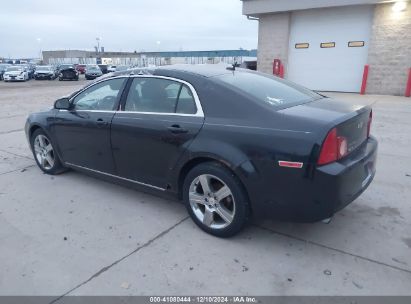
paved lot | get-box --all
[0,78,410,297]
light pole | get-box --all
[156,41,161,66]
[96,37,101,53]
[36,38,42,62]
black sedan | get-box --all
[25,65,377,237]
[58,64,79,81]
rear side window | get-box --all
[124,78,197,114]
[216,72,322,109]
[176,85,196,114]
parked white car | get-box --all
[107,65,117,73]
[3,66,29,82]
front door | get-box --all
[53,77,127,173]
[111,76,204,189]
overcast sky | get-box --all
[0,0,258,58]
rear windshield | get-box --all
[216,71,322,109]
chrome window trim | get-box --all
[126,75,204,118]
[118,111,201,117]
[58,109,117,113]
[63,75,205,118]
[65,162,166,191]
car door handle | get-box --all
[96,118,108,126]
[167,124,188,134]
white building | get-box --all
[242,0,411,95]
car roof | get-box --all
[91,64,248,85]
[155,64,234,78]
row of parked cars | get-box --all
[0,63,35,81]
[0,63,130,82]
[75,64,129,76]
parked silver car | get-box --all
[34,65,56,80]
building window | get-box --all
[295,43,309,49]
[348,41,365,47]
[320,42,335,48]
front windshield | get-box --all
[37,66,51,71]
[6,66,23,72]
[215,71,322,109]
[88,66,100,71]
[60,65,73,69]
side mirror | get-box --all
[54,97,70,110]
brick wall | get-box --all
[257,13,290,74]
[367,3,411,95]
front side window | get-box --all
[124,78,197,114]
[72,78,126,111]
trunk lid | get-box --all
[278,97,372,153]
[337,110,370,154]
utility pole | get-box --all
[96,37,101,53]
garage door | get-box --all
[287,6,373,92]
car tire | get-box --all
[58,77,62,81]
[183,162,250,238]
[30,129,67,175]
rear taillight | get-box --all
[367,110,373,137]
[318,128,348,165]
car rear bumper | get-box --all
[35,74,53,79]
[313,135,377,217]
[247,136,378,222]
[60,75,78,79]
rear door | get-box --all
[111,76,204,189]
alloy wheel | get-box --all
[189,174,236,229]
[33,134,55,170]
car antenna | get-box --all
[226,61,237,71]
